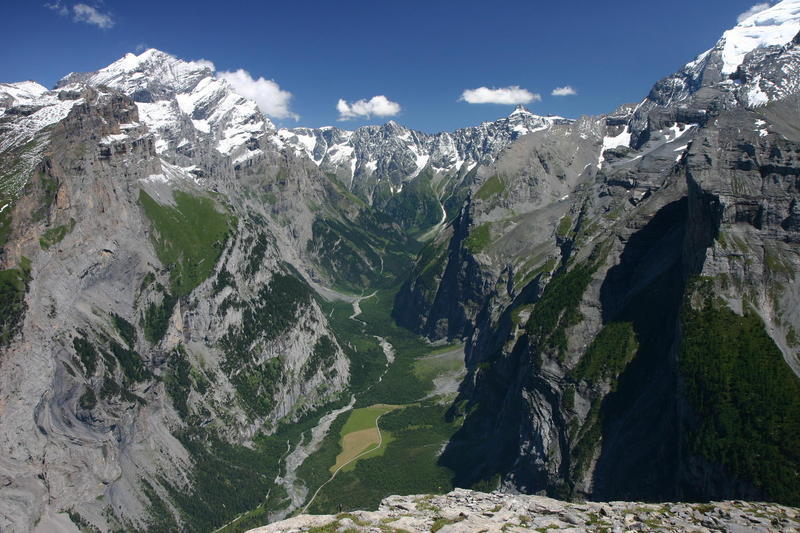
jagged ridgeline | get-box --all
[0,1,800,531]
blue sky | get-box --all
[1,0,770,132]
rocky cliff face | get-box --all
[0,61,354,531]
[397,0,800,508]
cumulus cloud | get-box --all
[46,2,115,28]
[193,59,216,72]
[336,95,401,120]
[460,86,541,105]
[218,69,298,121]
[737,2,772,23]
[551,86,577,96]
[72,4,114,29]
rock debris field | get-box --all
[248,488,800,532]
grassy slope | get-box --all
[305,402,460,513]
[333,405,401,472]
[341,406,399,435]
[474,175,505,201]
[139,189,232,297]
[413,346,465,386]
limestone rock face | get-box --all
[0,59,350,531]
[249,488,800,533]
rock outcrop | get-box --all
[249,488,800,532]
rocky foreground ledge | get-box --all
[249,489,799,532]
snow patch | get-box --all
[192,119,210,133]
[136,101,179,131]
[0,98,82,152]
[100,133,128,144]
[233,149,262,165]
[746,81,770,106]
[0,81,49,105]
[144,173,169,184]
[598,128,631,167]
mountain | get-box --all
[0,50,394,532]
[58,49,273,166]
[0,1,799,531]
[277,106,570,197]
[630,0,800,145]
[395,0,800,506]
[276,107,571,233]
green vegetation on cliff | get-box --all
[569,322,638,387]
[465,223,491,254]
[142,291,177,345]
[39,218,75,250]
[475,175,505,201]
[139,189,232,297]
[525,262,596,361]
[0,257,31,348]
[220,272,314,418]
[680,279,800,506]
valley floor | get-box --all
[216,288,466,532]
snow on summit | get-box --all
[0,81,49,105]
[57,48,274,160]
[719,0,800,74]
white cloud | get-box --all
[72,4,114,29]
[44,1,68,16]
[193,59,216,72]
[551,86,577,96]
[460,86,540,105]
[336,95,401,120]
[218,69,298,121]
[737,2,772,23]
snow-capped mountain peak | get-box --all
[58,48,274,164]
[509,104,532,116]
[629,0,800,145]
[718,0,800,74]
[59,49,215,99]
[0,81,49,106]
